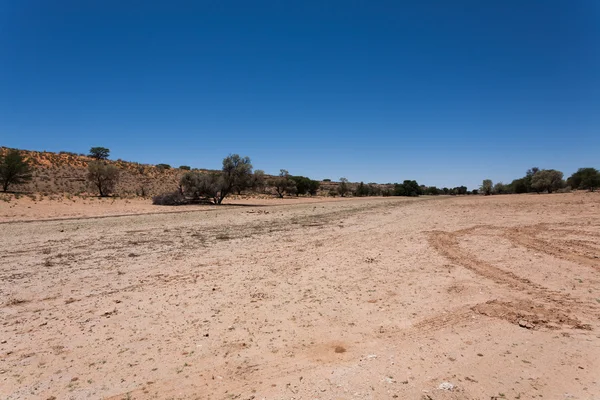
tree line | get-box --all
[480,167,600,195]
[1,148,599,200]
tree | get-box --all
[179,165,191,170]
[425,186,440,195]
[87,161,119,196]
[0,150,33,192]
[481,179,493,196]
[156,163,171,170]
[568,168,600,191]
[531,169,564,193]
[394,180,421,197]
[338,177,350,197]
[221,154,253,201]
[178,154,253,204]
[180,171,221,203]
[455,186,468,195]
[251,170,266,193]
[89,147,110,160]
[290,176,310,195]
[307,179,320,195]
[524,167,540,192]
[493,182,508,194]
[354,182,369,197]
[511,178,528,194]
[269,169,296,198]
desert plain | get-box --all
[1,193,599,399]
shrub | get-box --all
[323,178,331,182]
[0,150,33,192]
[152,191,187,205]
[156,163,171,170]
[179,165,191,170]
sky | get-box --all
[1,1,599,189]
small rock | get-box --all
[518,320,535,329]
[438,382,454,391]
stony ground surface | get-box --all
[1,193,599,399]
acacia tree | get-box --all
[531,169,563,193]
[338,177,350,197]
[87,161,119,196]
[269,169,296,198]
[481,179,493,196]
[0,150,33,192]
[178,154,253,204]
[89,147,110,160]
[568,168,600,191]
[251,170,266,193]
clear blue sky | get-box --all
[1,1,599,189]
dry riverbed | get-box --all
[1,193,599,399]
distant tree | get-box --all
[87,161,119,196]
[568,168,600,192]
[179,154,253,204]
[425,186,440,195]
[269,170,296,198]
[471,189,479,195]
[219,154,253,202]
[524,167,540,192]
[367,183,381,196]
[89,147,110,160]
[322,178,331,182]
[338,177,350,197]
[394,180,421,197]
[354,181,369,197]
[307,179,320,195]
[481,179,493,196]
[455,186,468,195]
[511,178,528,194]
[531,169,564,193]
[251,169,266,193]
[180,172,221,203]
[290,176,311,196]
[0,150,33,192]
[156,163,171,170]
[493,182,508,194]
[179,165,191,170]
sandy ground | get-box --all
[1,193,599,400]
[0,195,352,223]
